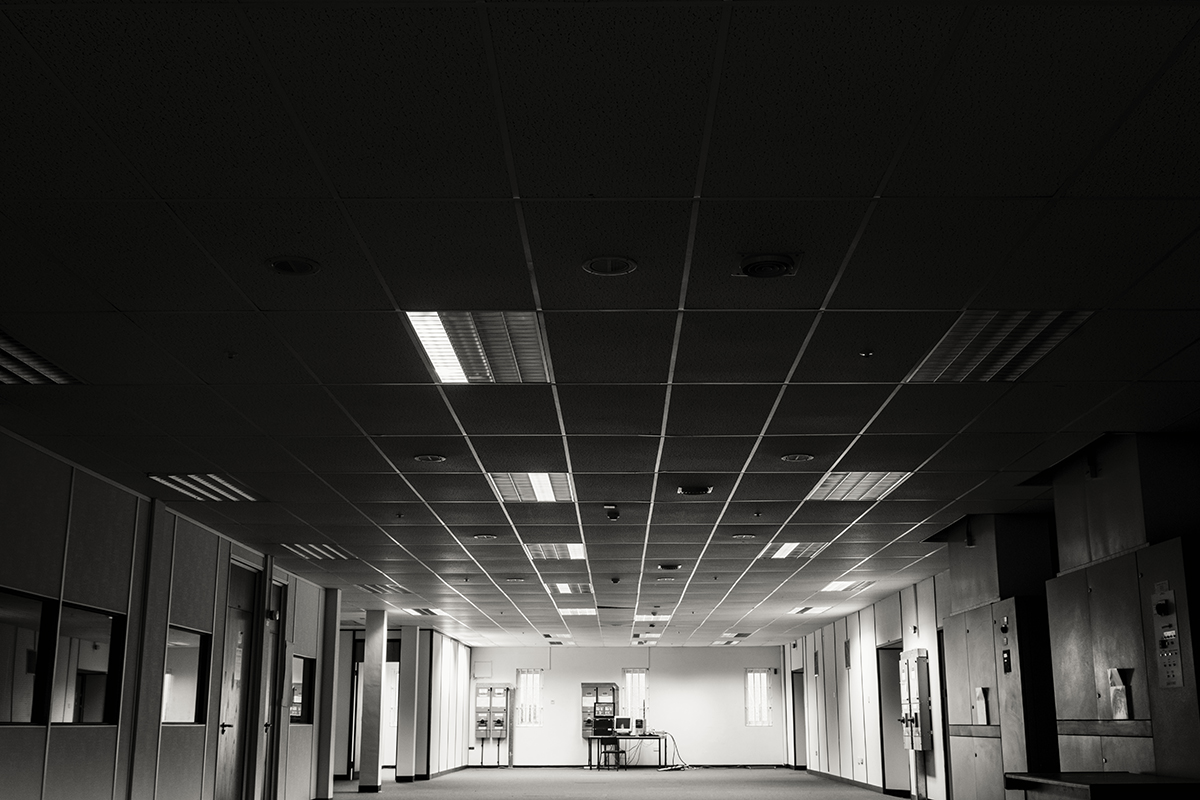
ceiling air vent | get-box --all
[807,472,910,502]
[582,256,638,276]
[525,543,586,560]
[407,311,548,383]
[280,543,353,560]
[149,473,261,501]
[734,253,799,278]
[0,330,81,385]
[910,310,1092,382]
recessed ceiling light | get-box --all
[789,606,831,615]
[406,311,548,384]
[150,473,260,502]
[0,330,81,385]
[414,454,446,463]
[807,472,911,501]
[280,543,353,560]
[635,614,669,622]
[780,453,815,463]
[676,485,713,495]
[524,543,586,560]
[548,583,591,595]
[489,472,576,503]
[656,563,681,571]
[267,256,320,276]
[735,253,798,278]
[656,577,676,582]
[821,580,874,593]
[357,584,411,595]
[731,533,757,540]
[505,577,526,582]
[582,256,638,276]
[859,348,875,358]
[713,640,740,646]
[558,608,597,616]
[473,533,498,540]
[758,542,821,559]
[402,608,445,616]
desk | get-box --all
[585,734,667,769]
[1005,772,1200,799]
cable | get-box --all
[658,730,690,770]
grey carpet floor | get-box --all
[334,767,890,799]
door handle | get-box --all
[220,722,234,735]
[264,722,273,731]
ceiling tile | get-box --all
[558,385,667,436]
[130,313,314,385]
[792,311,958,383]
[274,437,393,473]
[442,385,560,435]
[330,386,460,436]
[674,311,815,383]
[836,434,953,472]
[471,436,567,473]
[868,385,1011,435]
[319,475,418,504]
[665,385,781,436]
[767,384,894,435]
[544,311,677,382]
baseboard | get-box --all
[357,786,381,794]
[806,768,904,795]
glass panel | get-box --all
[163,628,207,723]
[0,589,44,723]
[290,656,314,723]
[51,605,119,723]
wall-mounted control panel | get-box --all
[899,649,932,751]
[1152,584,1183,689]
[475,684,512,739]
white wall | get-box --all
[473,646,788,767]
[798,576,946,799]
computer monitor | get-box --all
[615,716,631,734]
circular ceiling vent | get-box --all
[267,256,321,276]
[413,454,446,463]
[582,256,638,276]
[737,254,798,278]
[780,453,815,463]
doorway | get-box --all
[791,669,806,768]
[877,645,910,794]
[216,606,253,799]
[347,637,402,776]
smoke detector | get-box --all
[734,254,798,278]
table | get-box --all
[1005,772,1200,799]
[585,734,667,769]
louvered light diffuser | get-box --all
[407,311,548,383]
[281,543,353,560]
[758,541,823,559]
[558,608,597,616]
[401,608,444,616]
[488,472,575,503]
[807,472,911,501]
[524,543,586,560]
[909,310,1092,383]
[148,473,261,502]
[0,330,81,385]
[821,580,875,593]
[634,614,670,622]
[356,584,412,595]
[548,583,592,595]
[789,606,832,614]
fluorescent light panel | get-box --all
[357,583,411,595]
[910,310,1092,383]
[549,583,591,595]
[0,330,80,385]
[558,608,597,616]
[149,473,259,502]
[789,606,831,615]
[489,472,575,503]
[402,608,444,616]
[761,541,823,559]
[634,614,669,622]
[406,311,548,384]
[808,472,911,501]
[281,543,353,560]
[821,580,874,593]
[525,542,586,560]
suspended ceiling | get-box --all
[2,2,1199,648]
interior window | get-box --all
[162,627,209,723]
[50,605,123,724]
[0,587,46,723]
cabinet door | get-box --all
[965,606,998,725]
[943,612,971,725]
[1047,570,1095,719]
[949,736,978,800]
[1088,556,1150,720]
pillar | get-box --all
[357,610,387,792]
[395,626,420,781]
[315,588,341,799]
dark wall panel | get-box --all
[943,612,970,725]
[114,497,151,800]
[44,725,117,800]
[157,725,205,800]
[1087,555,1149,720]
[1047,569,1094,720]
[0,434,71,597]
[822,624,839,774]
[170,518,219,634]
[875,593,901,646]
[1057,734,1101,771]
[0,726,46,800]
[1084,436,1146,562]
[64,471,138,613]
[945,516,999,615]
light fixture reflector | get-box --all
[524,542,586,560]
[807,472,911,501]
[558,608,597,616]
[402,608,444,616]
[407,311,548,384]
[634,614,670,622]
[281,543,353,560]
[0,330,81,385]
[757,542,822,559]
[489,472,576,503]
[149,473,261,502]
[789,606,831,615]
[821,580,874,593]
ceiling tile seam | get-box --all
[688,0,732,202]
[667,307,845,642]
[1113,222,1200,312]
[1052,16,1200,199]
[230,5,403,314]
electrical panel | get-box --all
[1153,585,1183,688]
[899,649,932,751]
[475,684,512,739]
[581,682,619,738]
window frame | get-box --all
[515,668,543,727]
[621,667,648,722]
[744,667,773,727]
[161,625,211,724]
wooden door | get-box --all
[216,608,253,800]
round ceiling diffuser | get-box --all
[267,256,320,276]
[582,256,638,276]
[738,254,797,278]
